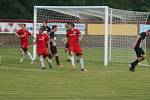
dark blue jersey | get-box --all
[135,32,146,48]
[41,25,51,33]
[49,31,56,46]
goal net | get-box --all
[33,6,150,66]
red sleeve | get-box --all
[76,29,80,34]
[26,30,31,36]
[16,29,22,35]
[45,34,49,41]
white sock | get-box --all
[20,51,25,62]
[79,57,84,69]
[39,56,45,68]
[70,56,75,66]
[27,52,34,61]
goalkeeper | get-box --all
[129,30,150,72]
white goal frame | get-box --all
[33,6,109,66]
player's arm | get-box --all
[63,38,68,44]
[132,35,141,48]
[47,38,52,55]
[31,35,36,40]
[28,40,37,48]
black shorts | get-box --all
[134,47,145,57]
[50,46,58,55]
[65,42,69,48]
[21,47,28,52]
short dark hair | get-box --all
[21,24,26,27]
[67,22,75,28]
[52,25,57,30]
[147,29,150,32]
[43,20,48,23]
[39,27,44,32]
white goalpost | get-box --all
[33,6,150,66]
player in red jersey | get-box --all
[30,27,52,69]
[66,23,87,71]
[16,24,34,64]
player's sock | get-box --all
[39,56,45,68]
[79,57,84,69]
[70,55,75,67]
[55,56,60,66]
[47,58,52,69]
[20,51,25,62]
[131,59,140,67]
[27,52,34,62]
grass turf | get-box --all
[0,47,150,100]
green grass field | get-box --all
[0,47,150,100]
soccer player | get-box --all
[49,25,63,67]
[63,23,71,61]
[66,22,87,71]
[30,27,52,69]
[16,24,34,64]
[41,20,51,34]
[129,30,150,72]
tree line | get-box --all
[0,0,149,19]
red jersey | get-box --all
[67,29,80,45]
[36,33,49,49]
[16,29,31,48]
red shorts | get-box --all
[21,44,28,52]
[37,48,48,58]
[69,44,82,55]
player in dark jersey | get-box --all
[41,20,51,34]
[129,30,150,72]
[49,25,63,68]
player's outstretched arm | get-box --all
[132,35,141,49]
[28,41,36,48]
[31,35,36,40]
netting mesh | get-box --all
[35,7,105,63]
[34,6,150,65]
[108,8,150,65]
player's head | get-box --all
[39,27,44,34]
[67,22,75,30]
[146,29,150,36]
[52,25,58,32]
[43,20,48,26]
[20,24,26,29]
[65,23,69,30]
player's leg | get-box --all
[70,51,76,69]
[45,57,53,69]
[52,46,62,67]
[65,43,71,62]
[129,47,145,72]
[19,48,25,62]
[39,55,45,69]
[43,48,53,69]
[25,49,34,64]
[76,46,87,71]
[37,49,45,69]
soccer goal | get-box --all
[33,6,150,66]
